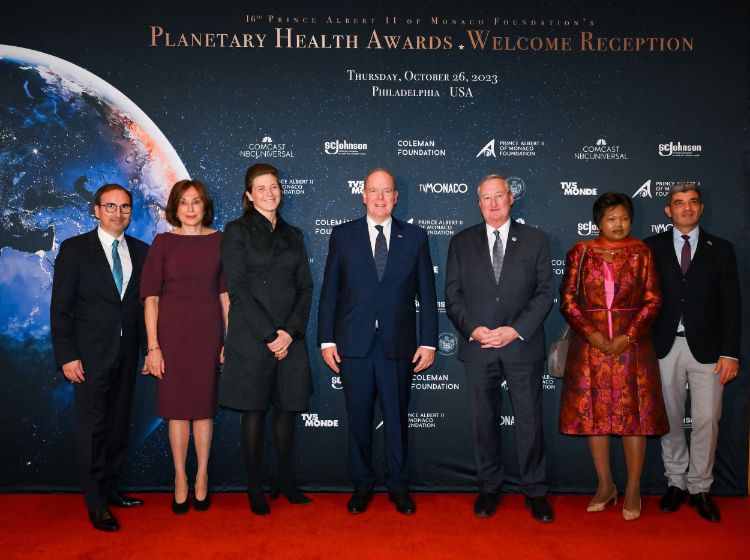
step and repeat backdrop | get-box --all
[1,1,748,494]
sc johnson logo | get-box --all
[324,140,368,155]
[659,142,702,157]
[577,221,599,236]
[418,182,468,194]
[574,138,627,160]
[414,299,447,313]
[301,413,339,428]
[561,181,597,196]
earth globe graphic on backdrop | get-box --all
[0,45,186,481]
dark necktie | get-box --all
[492,230,504,283]
[680,234,691,275]
[112,238,123,295]
[374,225,388,281]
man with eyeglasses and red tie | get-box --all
[51,183,150,532]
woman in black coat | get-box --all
[219,163,313,515]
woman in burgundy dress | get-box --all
[141,180,229,513]
[559,192,668,521]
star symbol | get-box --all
[458,44,465,50]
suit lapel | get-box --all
[688,230,710,276]
[382,219,404,282]
[474,223,496,285]
[496,221,519,290]
[354,218,379,280]
[87,229,121,301]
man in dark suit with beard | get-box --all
[51,184,149,531]
[318,168,438,515]
[445,174,554,522]
[645,183,741,523]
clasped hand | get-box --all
[587,332,631,357]
[267,329,292,360]
[471,326,520,348]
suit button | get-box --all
[495,297,500,302]
[680,298,684,302]
[681,278,687,282]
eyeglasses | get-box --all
[98,203,132,214]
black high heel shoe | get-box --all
[270,483,313,505]
[172,495,190,514]
[248,491,270,515]
[193,492,211,511]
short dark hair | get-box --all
[94,183,132,206]
[243,163,280,214]
[364,168,397,189]
[165,179,214,227]
[592,192,633,225]
[667,182,702,204]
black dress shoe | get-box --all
[270,484,313,505]
[248,491,271,516]
[193,492,211,512]
[689,492,721,522]
[660,486,687,512]
[109,494,143,508]
[474,492,500,518]
[388,491,416,515]
[172,495,190,514]
[347,490,373,514]
[524,496,554,523]
[89,509,119,532]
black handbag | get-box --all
[548,244,586,379]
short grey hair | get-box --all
[477,174,508,196]
[668,182,702,204]
[364,168,397,189]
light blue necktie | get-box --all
[112,239,123,295]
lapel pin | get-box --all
[706,240,712,246]
[511,236,517,242]
[397,234,403,238]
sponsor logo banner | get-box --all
[574,138,627,161]
[397,139,447,157]
[324,139,368,155]
[302,413,339,428]
[476,138,544,158]
[560,181,598,196]
[658,141,701,157]
[240,135,294,158]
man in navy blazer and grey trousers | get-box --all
[318,168,438,515]
[645,182,741,523]
[445,174,555,522]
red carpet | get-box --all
[2,493,748,559]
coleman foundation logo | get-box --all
[659,142,702,157]
[397,139,446,157]
[324,140,368,155]
[574,138,627,160]
[561,181,598,196]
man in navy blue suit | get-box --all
[318,168,438,515]
[445,175,554,522]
